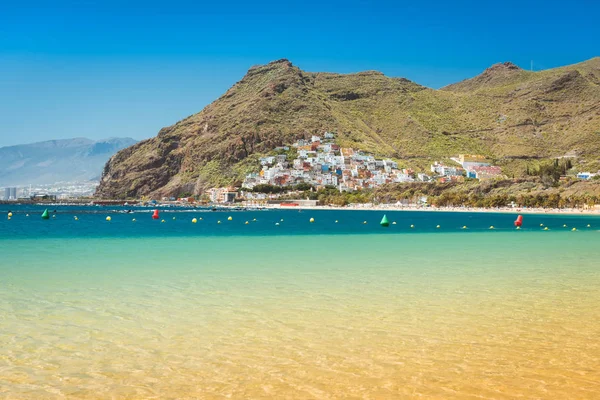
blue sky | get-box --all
[1,0,598,147]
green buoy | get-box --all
[380,214,390,227]
[41,209,50,220]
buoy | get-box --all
[309,218,315,223]
[152,209,159,220]
[26,214,29,217]
[462,226,467,229]
[392,221,397,225]
[253,218,257,222]
[52,215,56,218]
[245,221,249,224]
[7,217,11,220]
[436,225,440,229]
[540,223,544,227]
[161,219,166,223]
[563,224,567,228]
[132,218,136,222]
[281,218,284,222]
[192,218,197,223]
[7,212,12,217]
[363,221,367,224]
[543,227,549,230]
[516,226,521,230]
[228,216,232,221]
[380,215,390,227]
[172,217,176,220]
[489,226,494,230]
[514,215,523,227]
[275,222,280,226]
[335,220,339,223]
[74,216,78,221]
[217,220,221,224]
[572,227,577,231]
[200,217,203,220]
[587,224,591,228]
[410,224,414,228]
[106,216,111,221]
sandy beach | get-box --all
[258,203,600,216]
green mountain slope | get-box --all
[96,58,600,199]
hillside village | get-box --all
[192,131,600,204]
[241,132,508,192]
[206,132,509,203]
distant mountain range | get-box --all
[96,57,600,199]
[0,137,138,187]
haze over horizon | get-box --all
[1,0,598,147]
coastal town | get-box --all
[240,132,506,193]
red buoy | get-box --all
[514,215,523,227]
[152,209,160,220]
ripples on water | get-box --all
[1,209,600,398]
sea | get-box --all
[1,205,600,399]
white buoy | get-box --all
[74,216,79,221]
[173,217,176,220]
[132,218,136,222]
[335,220,339,223]
[228,216,232,221]
[392,221,397,225]
[217,220,221,224]
[436,225,440,229]
[7,212,13,217]
[309,218,315,223]
[489,226,494,230]
[462,226,467,229]
[192,218,197,223]
[410,224,414,228]
[245,221,249,225]
[363,221,367,224]
[275,222,280,226]
[106,216,112,222]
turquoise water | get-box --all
[1,205,598,238]
[1,206,600,398]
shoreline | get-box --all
[267,204,600,216]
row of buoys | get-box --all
[19,210,594,231]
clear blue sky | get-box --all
[1,0,598,147]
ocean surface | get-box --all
[1,205,600,399]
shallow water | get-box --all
[1,208,600,399]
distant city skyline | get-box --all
[1,0,598,147]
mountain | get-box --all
[96,58,600,199]
[0,137,138,187]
